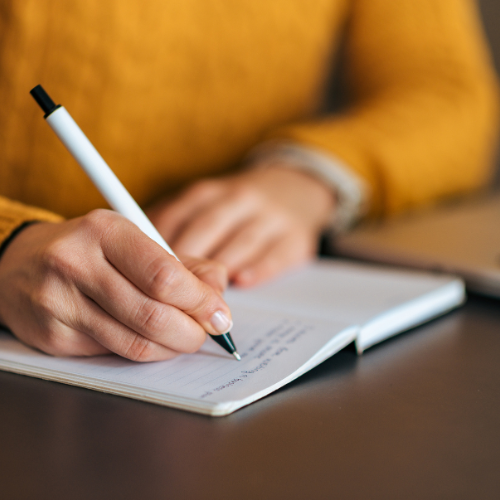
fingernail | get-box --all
[210,310,233,334]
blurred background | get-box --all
[480,0,500,183]
[325,0,500,186]
[480,0,500,73]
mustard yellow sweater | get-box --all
[0,0,498,246]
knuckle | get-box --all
[34,286,57,317]
[184,283,212,315]
[190,179,220,198]
[29,301,79,357]
[133,299,172,337]
[38,327,71,357]
[145,257,179,298]
[123,334,156,362]
[40,212,117,276]
[231,184,261,205]
[83,208,113,226]
[197,210,223,229]
[40,239,84,282]
[184,258,228,293]
[80,209,117,239]
[40,237,71,273]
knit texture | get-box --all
[0,0,497,243]
[0,197,63,246]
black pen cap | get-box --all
[30,85,59,117]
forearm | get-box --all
[266,0,500,217]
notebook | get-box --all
[0,259,464,416]
[335,192,500,298]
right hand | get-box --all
[0,209,233,361]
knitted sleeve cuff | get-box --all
[246,142,370,233]
[0,196,64,253]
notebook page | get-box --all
[225,260,459,324]
[0,304,356,415]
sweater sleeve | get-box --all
[267,0,500,218]
[0,196,64,249]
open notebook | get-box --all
[0,260,464,416]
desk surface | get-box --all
[1,294,499,500]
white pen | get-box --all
[30,84,240,361]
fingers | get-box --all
[173,207,314,287]
[0,211,233,361]
[22,319,111,358]
[28,293,196,362]
[96,214,233,336]
[181,255,228,295]
[74,260,209,356]
[170,186,259,257]
[210,214,286,276]
[147,180,223,242]
[72,295,204,361]
[146,167,335,290]
[232,231,316,287]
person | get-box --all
[0,0,498,361]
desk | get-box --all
[1,294,499,500]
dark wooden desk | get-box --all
[1,294,499,500]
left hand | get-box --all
[146,165,335,287]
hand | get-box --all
[0,210,232,361]
[146,165,335,287]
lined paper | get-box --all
[0,260,463,415]
[0,305,355,413]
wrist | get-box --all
[0,221,40,260]
[246,141,370,232]
[0,222,38,326]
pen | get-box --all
[30,84,240,361]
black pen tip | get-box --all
[209,332,240,359]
